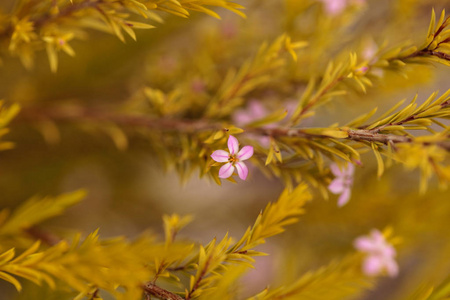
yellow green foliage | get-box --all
[0,101,20,151]
[0,183,312,299]
[0,190,86,238]
[249,255,373,300]
[0,1,450,299]
[2,0,245,71]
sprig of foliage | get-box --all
[346,90,450,191]
[255,89,450,194]
[406,274,450,300]
[167,184,311,299]
[0,193,192,300]
[399,9,450,66]
[0,183,311,300]
[204,34,307,118]
[0,101,20,152]
[248,255,373,300]
[16,83,450,196]
[290,9,450,126]
[2,1,450,300]
[0,190,86,238]
[1,0,245,71]
[229,183,311,252]
[0,231,159,300]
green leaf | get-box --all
[0,190,87,235]
[371,143,384,178]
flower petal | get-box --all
[344,163,355,176]
[380,244,396,258]
[337,187,351,207]
[362,255,383,276]
[233,111,253,126]
[328,178,345,194]
[235,162,249,180]
[384,257,399,277]
[228,135,239,155]
[218,163,234,179]
[369,229,384,243]
[211,150,230,162]
[259,136,271,147]
[248,100,267,119]
[237,145,254,161]
[354,237,378,253]
[330,163,343,177]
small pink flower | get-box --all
[319,0,365,15]
[328,163,354,207]
[233,101,273,148]
[233,100,268,127]
[319,0,347,15]
[191,78,206,93]
[354,229,399,277]
[362,40,378,61]
[211,136,254,180]
[355,65,369,75]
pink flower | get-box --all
[354,229,399,277]
[319,0,365,16]
[362,40,378,61]
[233,100,272,147]
[233,100,268,127]
[328,163,354,207]
[319,0,347,15]
[211,136,254,180]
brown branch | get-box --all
[143,283,184,300]
[402,49,450,61]
[250,127,450,150]
[346,129,411,144]
[186,255,212,300]
[251,127,413,144]
[17,106,223,133]
[24,226,60,246]
[17,106,450,152]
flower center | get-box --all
[228,155,238,165]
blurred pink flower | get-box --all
[362,40,378,61]
[328,163,354,207]
[319,0,347,15]
[319,0,365,15]
[211,135,254,180]
[233,100,297,148]
[354,229,399,277]
[233,100,273,147]
[221,19,238,39]
[191,78,206,93]
[233,100,268,127]
[355,65,369,75]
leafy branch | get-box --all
[0,193,190,300]
[399,9,450,66]
[248,255,373,300]
[0,182,312,300]
[204,34,307,118]
[1,0,245,71]
[289,9,450,126]
[158,184,311,300]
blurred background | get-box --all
[0,0,450,299]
